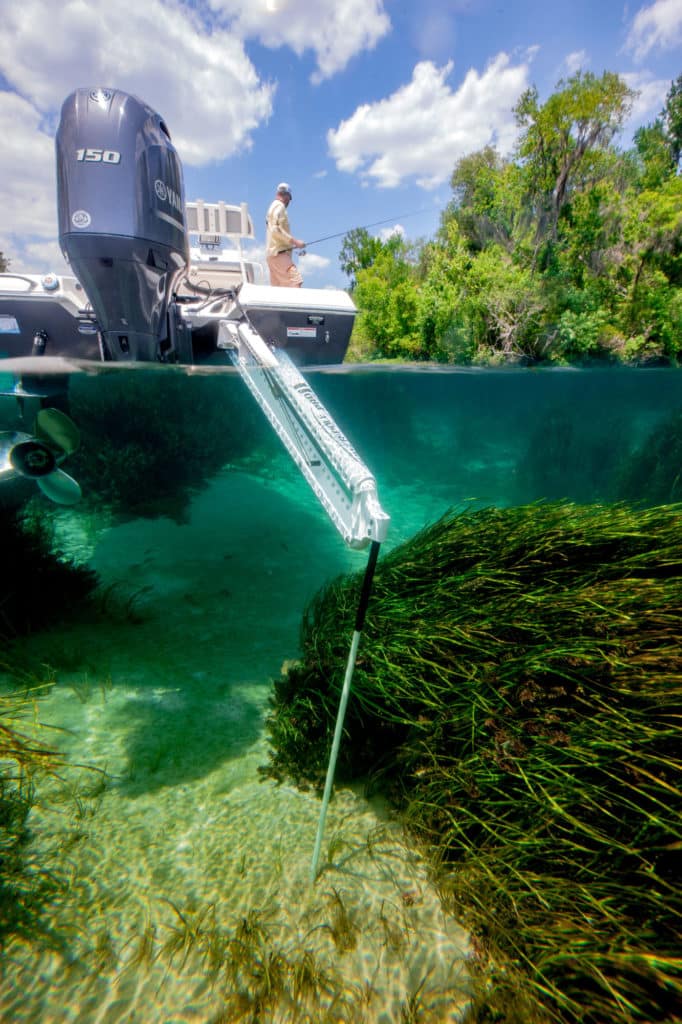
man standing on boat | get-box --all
[266,183,305,287]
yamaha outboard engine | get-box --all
[56,87,189,362]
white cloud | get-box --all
[0,0,389,264]
[563,50,589,75]
[0,92,55,236]
[299,252,331,276]
[625,0,682,60]
[0,0,275,266]
[327,54,531,189]
[378,224,405,241]
[208,0,390,82]
[620,70,670,132]
[0,0,274,167]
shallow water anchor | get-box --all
[310,539,381,883]
[219,319,389,550]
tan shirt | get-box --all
[265,199,297,258]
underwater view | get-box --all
[1,365,681,1023]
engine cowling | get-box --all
[56,87,189,362]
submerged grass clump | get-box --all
[67,371,272,521]
[263,502,682,1024]
[0,505,100,952]
[0,685,64,948]
[0,504,97,637]
[617,408,682,505]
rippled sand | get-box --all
[1,471,470,1022]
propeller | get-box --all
[2,408,82,505]
[35,407,80,456]
[35,467,82,505]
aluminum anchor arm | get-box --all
[216,319,390,549]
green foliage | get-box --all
[663,73,682,168]
[414,280,472,364]
[353,247,423,360]
[634,121,676,189]
[449,149,528,254]
[413,230,473,363]
[555,178,622,288]
[350,71,679,366]
[552,307,611,360]
[614,175,682,361]
[264,502,682,1024]
[0,251,8,273]
[339,227,386,288]
[515,71,634,231]
[460,246,544,361]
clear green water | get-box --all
[1,365,680,1022]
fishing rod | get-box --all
[284,209,430,252]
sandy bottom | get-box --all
[1,469,471,1022]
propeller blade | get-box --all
[37,469,82,505]
[35,407,80,456]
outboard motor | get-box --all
[56,88,189,362]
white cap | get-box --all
[277,182,292,197]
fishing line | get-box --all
[284,209,431,252]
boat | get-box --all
[0,87,388,548]
[176,199,357,367]
[0,206,357,368]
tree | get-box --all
[462,246,545,360]
[0,252,8,272]
[619,175,682,358]
[339,228,386,289]
[447,148,528,253]
[416,221,473,361]
[353,247,421,359]
[347,69,678,366]
[634,121,675,189]
[663,74,682,168]
[515,71,634,236]
[633,75,682,188]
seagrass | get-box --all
[0,505,98,946]
[0,683,64,946]
[263,502,682,1023]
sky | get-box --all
[0,0,680,290]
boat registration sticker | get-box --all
[0,316,20,334]
[287,326,317,339]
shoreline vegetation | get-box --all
[263,501,682,1024]
[340,71,681,370]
